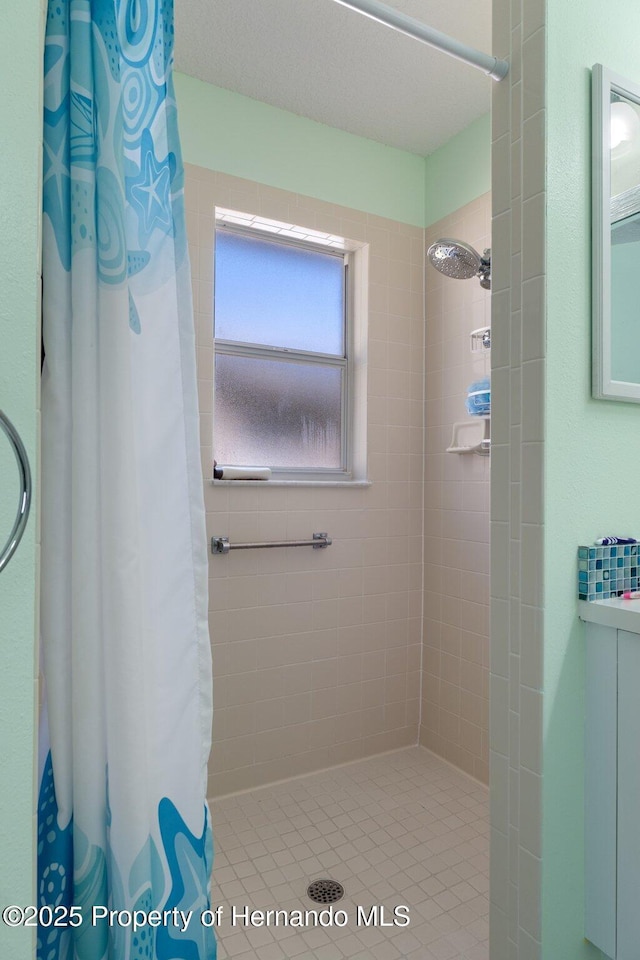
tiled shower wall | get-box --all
[490,0,546,955]
[420,194,492,785]
[185,163,425,798]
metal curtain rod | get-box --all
[212,533,332,555]
[331,0,509,81]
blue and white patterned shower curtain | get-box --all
[39,2,215,957]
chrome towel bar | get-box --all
[212,532,332,555]
[0,410,32,574]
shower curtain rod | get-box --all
[330,0,509,81]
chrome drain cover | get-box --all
[307,878,344,904]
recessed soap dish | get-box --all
[446,417,490,456]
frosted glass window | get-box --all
[215,355,343,469]
[215,230,345,355]
[213,218,353,476]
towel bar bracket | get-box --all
[211,532,332,555]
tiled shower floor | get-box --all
[210,746,489,960]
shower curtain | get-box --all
[39,2,215,958]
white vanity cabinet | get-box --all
[580,599,640,959]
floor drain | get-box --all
[307,878,345,904]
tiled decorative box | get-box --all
[578,544,640,600]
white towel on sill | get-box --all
[217,466,272,480]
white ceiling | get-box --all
[174,0,493,157]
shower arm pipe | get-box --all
[330,0,509,81]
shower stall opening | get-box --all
[187,157,491,957]
[169,2,496,957]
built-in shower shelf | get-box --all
[470,326,491,352]
[446,417,490,456]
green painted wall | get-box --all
[424,113,491,225]
[544,1,640,957]
[174,72,427,227]
[175,74,491,229]
[0,2,43,957]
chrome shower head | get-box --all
[427,238,491,289]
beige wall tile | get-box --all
[188,170,426,796]
[490,1,546,952]
[419,193,491,785]
[190,165,496,805]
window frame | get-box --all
[212,218,358,481]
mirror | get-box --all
[592,64,640,401]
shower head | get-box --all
[427,238,491,289]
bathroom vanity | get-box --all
[580,598,640,959]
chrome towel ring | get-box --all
[0,410,32,573]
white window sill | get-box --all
[210,479,372,488]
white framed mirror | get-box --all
[593,64,640,402]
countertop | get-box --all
[579,597,640,632]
